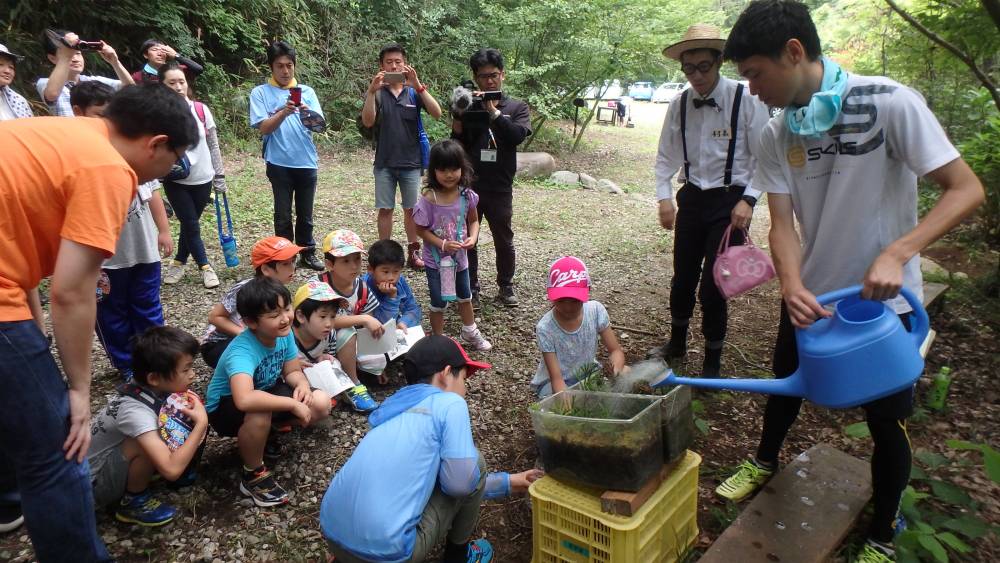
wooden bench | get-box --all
[699,444,872,563]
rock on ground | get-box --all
[515,152,557,178]
[597,178,624,194]
[549,170,580,185]
[579,172,597,189]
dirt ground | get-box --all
[2,101,997,562]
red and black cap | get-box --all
[403,335,491,384]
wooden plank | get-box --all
[700,444,872,563]
[600,461,674,516]
[922,281,949,308]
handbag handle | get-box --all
[716,224,756,257]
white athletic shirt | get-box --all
[755,75,960,313]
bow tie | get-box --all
[693,97,717,109]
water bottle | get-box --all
[221,234,240,267]
[439,255,457,302]
[925,366,953,411]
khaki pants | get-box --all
[326,454,487,562]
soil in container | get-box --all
[537,433,662,491]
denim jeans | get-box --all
[425,267,472,312]
[95,262,164,372]
[267,163,318,253]
[373,166,421,209]
[0,320,111,562]
[163,180,212,267]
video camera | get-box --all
[450,80,502,128]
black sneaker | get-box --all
[0,503,24,533]
[239,466,289,507]
[498,286,519,307]
[298,254,325,271]
[471,291,481,311]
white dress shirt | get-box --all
[654,76,769,201]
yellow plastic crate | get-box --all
[530,450,700,563]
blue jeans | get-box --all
[95,263,164,372]
[0,320,111,562]
[267,163,318,253]
[425,267,472,312]
[163,180,212,267]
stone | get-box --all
[579,172,598,189]
[954,271,969,279]
[549,170,580,185]
[920,256,948,277]
[515,152,557,178]
[597,179,624,194]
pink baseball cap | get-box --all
[547,256,591,302]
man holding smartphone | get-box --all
[250,40,326,271]
[452,48,531,307]
[360,43,443,269]
[36,29,134,117]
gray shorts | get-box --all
[374,166,421,209]
[90,446,129,508]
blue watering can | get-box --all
[651,285,930,408]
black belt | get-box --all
[683,182,746,195]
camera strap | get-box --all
[486,128,497,150]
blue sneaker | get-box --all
[115,491,178,527]
[467,538,494,563]
[345,385,378,412]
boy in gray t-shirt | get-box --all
[717,2,984,561]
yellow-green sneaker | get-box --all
[715,459,774,501]
[854,540,895,563]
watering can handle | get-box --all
[815,285,930,349]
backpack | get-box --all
[163,102,207,182]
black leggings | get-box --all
[756,304,913,543]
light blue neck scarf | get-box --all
[785,57,848,138]
[143,63,158,76]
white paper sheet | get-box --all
[303,360,355,397]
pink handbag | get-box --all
[712,225,776,299]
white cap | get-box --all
[0,44,22,62]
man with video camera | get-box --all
[451,48,531,308]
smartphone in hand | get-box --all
[289,87,302,106]
[384,72,404,85]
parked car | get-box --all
[584,80,623,101]
[652,82,685,103]
[628,81,654,101]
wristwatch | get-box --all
[741,195,758,207]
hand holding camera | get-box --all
[367,71,386,95]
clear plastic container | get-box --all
[658,384,694,464]
[532,390,663,491]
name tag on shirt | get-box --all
[481,149,498,162]
[711,128,732,139]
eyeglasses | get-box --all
[681,60,717,76]
[476,72,501,81]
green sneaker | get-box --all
[715,459,774,502]
[854,540,895,563]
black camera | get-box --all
[45,29,102,52]
[450,80,503,121]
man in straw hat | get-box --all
[652,23,770,377]
[716,2,983,562]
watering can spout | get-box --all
[650,368,807,398]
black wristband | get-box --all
[741,195,758,207]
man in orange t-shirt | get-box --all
[0,84,197,561]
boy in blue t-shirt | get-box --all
[319,335,541,563]
[205,277,331,507]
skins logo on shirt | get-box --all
[794,84,898,164]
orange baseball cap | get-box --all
[251,236,304,268]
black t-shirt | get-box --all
[452,96,532,193]
[373,87,423,169]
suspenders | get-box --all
[679,83,745,188]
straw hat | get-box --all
[662,24,726,61]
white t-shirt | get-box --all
[176,100,217,185]
[103,180,161,269]
[533,300,611,386]
[755,75,959,312]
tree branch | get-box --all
[885,0,1000,112]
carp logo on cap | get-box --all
[546,256,591,302]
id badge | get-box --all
[480,149,498,162]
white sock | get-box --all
[462,323,477,333]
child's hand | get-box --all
[363,315,385,338]
[180,394,207,425]
[551,378,568,395]
[320,353,336,363]
[299,358,315,368]
[293,384,313,406]
[510,469,545,494]
[292,401,312,426]
[396,321,408,332]
[460,236,477,249]
[377,281,398,298]
[442,240,464,253]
